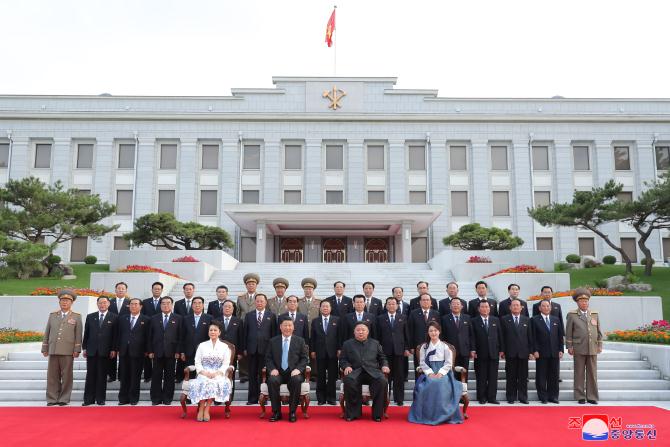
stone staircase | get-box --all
[1,349,668,404]
[168,262,488,304]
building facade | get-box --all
[1,76,669,263]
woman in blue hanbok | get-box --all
[188,323,232,422]
[408,321,464,425]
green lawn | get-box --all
[0,264,109,295]
[565,265,670,320]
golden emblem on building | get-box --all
[323,85,346,110]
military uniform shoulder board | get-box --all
[71,312,80,315]
[568,310,579,314]
[589,310,599,314]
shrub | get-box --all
[84,255,97,265]
[45,254,61,268]
[565,254,581,264]
[443,223,524,250]
[0,328,44,343]
[594,279,608,288]
[555,262,569,271]
[640,258,655,266]
[602,255,616,265]
[624,273,640,284]
[583,257,602,268]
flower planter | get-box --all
[154,261,215,282]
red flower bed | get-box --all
[466,256,492,263]
[30,287,112,297]
[482,264,544,278]
[527,288,624,301]
[118,265,182,278]
[172,255,200,262]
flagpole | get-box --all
[333,5,337,76]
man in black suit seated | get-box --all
[243,293,277,405]
[180,297,212,378]
[361,282,384,316]
[339,322,390,422]
[440,298,473,377]
[409,281,438,312]
[532,299,565,404]
[376,297,410,406]
[498,283,530,319]
[500,298,534,404]
[438,281,468,317]
[207,285,234,320]
[468,280,499,318]
[218,300,243,401]
[141,281,164,382]
[325,281,353,317]
[117,298,149,405]
[343,294,378,341]
[265,319,308,422]
[148,296,182,405]
[278,295,309,341]
[82,296,118,406]
[310,300,341,405]
[471,300,503,405]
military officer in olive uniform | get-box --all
[268,277,290,316]
[42,289,83,406]
[298,278,322,334]
[566,288,603,404]
[236,273,261,383]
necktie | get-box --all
[130,316,136,329]
[514,316,519,327]
[281,338,289,370]
[220,302,224,314]
[357,313,362,322]
[163,314,168,329]
[118,299,123,312]
[366,300,370,312]
[290,312,295,321]
[545,317,551,331]
[424,310,428,322]
[194,315,200,327]
[390,314,394,328]
[186,301,192,314]
[257,311,262,327]
[337,298,341,308]
[61,312,67,320]
[154,299,159,311]
[99,313,104,327]
[323,317,328,334]
[484,318,489,333]
[455,315,459,327]
[224,317,230,330]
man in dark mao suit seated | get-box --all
[339,322,390,422]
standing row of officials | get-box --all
[42,275,603,421]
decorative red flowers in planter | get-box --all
[118,265,182,278]
[466,256,492,263]
[482,264,544,278]
[30,287,112,297]
[607,320,670,344]
[172,255,200,262]
[527,288,624,301]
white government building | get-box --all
[1,76,669,264]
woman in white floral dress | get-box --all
[188,323,233,421]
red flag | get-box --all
[325,8,336,47]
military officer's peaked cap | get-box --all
[273,277,289,289]
[301,278,317,289]
[243,273,260,285]
[57,289,77,301]
[572,287,591,302]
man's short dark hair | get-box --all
[115,281,128,289]
[541,285,553,293]
[128,297,142,305]
[362,281,375,289]
[160,296,174,304]
[333,281,346,288]
[255,293,268,302]
[183,282,195,289]
[354,321,370,330]
[192,296,205,304]
[507,283,520,291]
[385,296,398,305]
[475,280,488,289]
[320,300,331,308]
[286,295,299,303]
[216,285,228,292]
[416,281,429,288]
[419,293,433,300]
[151,281,164,289]
[222,300,234,307]
[539,299,552,307]
[96,295,110,302]
[510,298,523,305]
[352,294,366,303]
[446,281,459,289]
[392,286,404,294]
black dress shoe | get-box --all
[240,378,248,383]
[489,400,500,405]
[46,403,57,406]
[152,401,161,406]
[587,400,598,405]
[269,412,282,422]
[82,402,93,406]
[289,412,297,422]
[118,401,129,406]
[549,399,559,404]
[130,402,138,406]
[373,417,382,422]
[396,402,404,406]
[97,401,106,406]
[57,402,68,406]
[327,400,337,405]
[578,399,586,404]
[246,401,257,405]
[478,400,486,404]
[163,400,172,405]
[520,400,529,404]
[345,417,354,422]
[541,400,548,404]
[507,400,514,404]
[317,401,326,405]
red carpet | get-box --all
[0,406,666,446]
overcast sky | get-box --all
[2,0,668,98]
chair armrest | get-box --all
[225,365,235,380]
[304,365,311,381]
[261,367,267,382]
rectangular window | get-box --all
[76,144,93,169]
[115,190,133,215]
[200,190,218,215]
[534,191,551,207]
[620,237,638,263]
[449,145,467,170]
[243,144,261,170]
[578,237,595,257]
[326,190,343,204]
[158,190,176,214]
[160,144,177,170]
[663,237,670,262]
[35,143,52,168]
[408,145,426,170]
[450,191,468,216]
[0,143,8,168]
[325,145,344,170]
[367,145,385,170]
[367,190,385,204]
[284,145,302,170]
[77,189,91,196]
[492,191,510,216]
[655,146,670,170]
[118,144,135,169]
[614,146,631,171]
[201,144,219,169]
[573,145,590,170]
[617,191,633,203]
[536,237,553,250]
[283,190,301,204]
[532,146,549,170]
[70,237,88,262]
[491,145,508,170]
[242,190,260,204]
[113,236,130,250]
[411,237,428,262]
[409,191,426,204]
